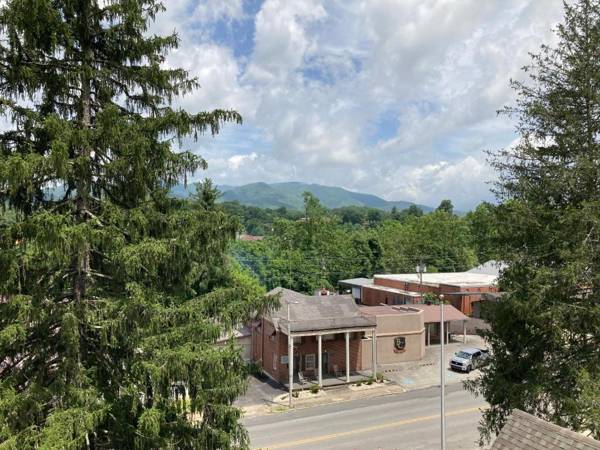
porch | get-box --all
[283,370,373,390]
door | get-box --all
[294,354,302,373]
[322,351,329,374]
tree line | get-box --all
[229,192,497,294]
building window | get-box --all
[305,354,316,370]
[323,334,335,341]
[273,353,277,370]
[394,337,406,353]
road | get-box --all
[244,384,486,450]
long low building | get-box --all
[340,270,498,316]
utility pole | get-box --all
[440,294,446,450]
[287,300,298,408]
[416,258,426,298]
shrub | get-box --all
[310,384,320,394]
[355,381,363,387]
[292,391,299,398]
[366,377,375,385]
[376,372,385,383]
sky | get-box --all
[156,0,566,210]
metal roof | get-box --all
[491,410,600,450]
[411,304,469,323]
[375,272,497,287]
[339,278,422,297]
[267,287,376,334]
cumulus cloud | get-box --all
[153,0,565,210]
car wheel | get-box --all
[466,365,472,373]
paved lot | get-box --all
[244,383,488,450]
[380,335,485,390]
[237,374,285,408]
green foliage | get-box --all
[309,384,320,394]
[377,211,477,273]
[465,202,499,262]
[375,372,384,382]
[467,0,600,444]
[0,1,272,448]
[436,199,454,215]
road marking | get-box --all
[258,405,486,449]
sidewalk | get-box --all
[242,380,406,417]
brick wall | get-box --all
[254,321,365,383]
[362,286,421,306]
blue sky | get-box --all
[156,0,565,210]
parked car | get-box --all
[450,347,489,373]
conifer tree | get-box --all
[0,1,271,448]
[467,0,600,443]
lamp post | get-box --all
[287,300,298,408]
[440,294,446,450]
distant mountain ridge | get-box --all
[172,181,433,212]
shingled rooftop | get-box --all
[267,287,376,334]
[491,409,600,450]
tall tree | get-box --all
[436,199,454,215]
[0,1,270,448]
[467,0,600,443]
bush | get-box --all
[366,377,375,385]
[355,380,363,387]
[310,384,320,394]
[292,391,299,398]
[376,372,385,383]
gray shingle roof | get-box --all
[491,410,600,450]
[267,287,376,333]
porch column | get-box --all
[318,334,323,387]
[288,335,293,408]
[446,322,449,343]
[371,330,377,377]
[427,324,431,346]
[463,320,467,343]
[345,332,350,382]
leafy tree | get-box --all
[436,199,454,215]
[465,202,499,263]
[466,0,600,443]
[377,211,477,273]
[0,1,271,448]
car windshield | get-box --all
[456,351,472,359]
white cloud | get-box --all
[152,0,566,209]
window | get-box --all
[273,353,277,370]
[323,334,335,341]
[394,337,406,352]
[305,354,316,370]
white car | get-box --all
[450,347,489,373]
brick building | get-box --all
[340,271,498,316]
[252,288,377,386]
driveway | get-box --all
[381,334,486,390]
[236,374,285,408]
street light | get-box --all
[287,300,299,408]
[440,294,446,450]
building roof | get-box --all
[491,409,600,450]
[467,260,506,277]
[411,304,469,323]
[267,287,376,334]
[359,305,423,316]
[375,272,497,288]
[338,277,373,287]
[339,278,422,297]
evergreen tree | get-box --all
[466,0,600,443]
[436,199,454,215]
[0,1,271,448]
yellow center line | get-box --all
[258,405,487,449]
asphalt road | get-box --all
[243,384,487,450]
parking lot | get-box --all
[379,334,486,390]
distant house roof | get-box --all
[467,260,506,277]
[375,272,497,288]
[267,287,376,334]
[411,304,469,323]
[339,278,422,297]
[238,233,264,242]
[491,409,600,450]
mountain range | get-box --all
[172,181,433,212]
